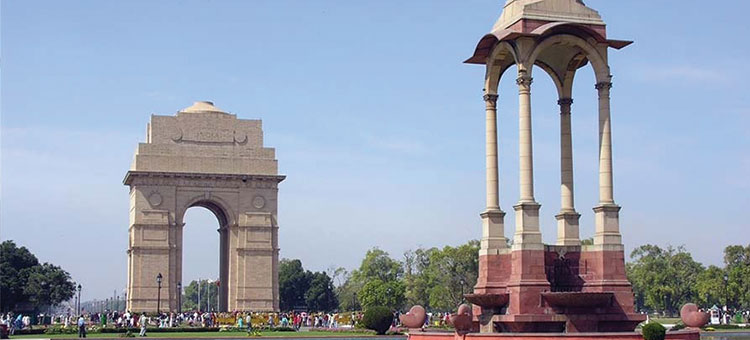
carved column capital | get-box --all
[483,94,499,109]
[558,98,573,115]
[595,81,613,91]
[516,75,533,87]
[557,98,574,106]
[483,93,499,103]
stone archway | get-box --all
[125,101,284,312]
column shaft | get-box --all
[556,98,580,246]
[512,72,542,250]
[517,73,535,202]
[559,98,575,212]
[485,94,500,210]
[480,94,506,253]
[597,81,615,205]
[594,80,622,247]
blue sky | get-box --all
[2,0,749,300]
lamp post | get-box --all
[177,282,182,314]
[207,279,212,312]
[723,273,729,324]
[77,284,82,315]
[156,273,163,314]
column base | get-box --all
[556,211,581,246]
[512,202,542,250]
[593,204,622,246]
[480,209,508,255]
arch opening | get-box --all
[180,201,230,312]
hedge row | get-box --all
[100,327,221,333]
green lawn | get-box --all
[649,318,681,324]
[9,330,392,339]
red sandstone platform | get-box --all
[408,330,700,340]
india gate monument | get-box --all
[124,101,284,312]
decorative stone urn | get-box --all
[400,305,427,330]
[449,304,474,335]
[680,303,710,329]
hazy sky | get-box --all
[2,0,749,300]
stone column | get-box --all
[506,72,549,317]
[512,71,542,249]
[556,98,581,246]
[594,80,622,246]
[480,93,507,255]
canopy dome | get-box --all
[179,101,229,114]
[495,0,604,31]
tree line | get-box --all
[627,244,750,315]
[284,241,750,314]
[0,241,77,312]
[278,240,480,312]
[4,238,748,315]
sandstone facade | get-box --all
[125,101,283,312]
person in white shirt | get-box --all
[138,313,148,337]
[77,315,86,338]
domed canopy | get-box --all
[179,101,229,114]
[465,0,631,64]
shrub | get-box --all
[99,327,220,333]
[44,327,77,335]
[270,326,296,332]
[642,322,666,340]
[13,329,46,335]
[362,306,393,335]
[669,322,686,332]
[309,327,375,334]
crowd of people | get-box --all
[0,309,370,337]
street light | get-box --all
[77,284,82,315]
[176,282,182,314]
[156,273,163,314]
[723,273,729,324]
[723,273,729,307]
[207,279,213,312]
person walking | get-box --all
[138,313,147,337]
[77,315,86,338]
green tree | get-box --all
[627,244,703,315]
[695,265,726,307]
[402,241,479,311]
[403,248,434,309]
[24,263,76,309]
[279,259,312,310]
[723,244,750,309]
[182,279,219,311]
[0,240,75,312]
[334,268,360,311]
[425,241,479,310]
[351,248,403,283]
[340,248,405,310]
[358,279,405,310]
[305,272,338,312]
[343,248,404,310]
